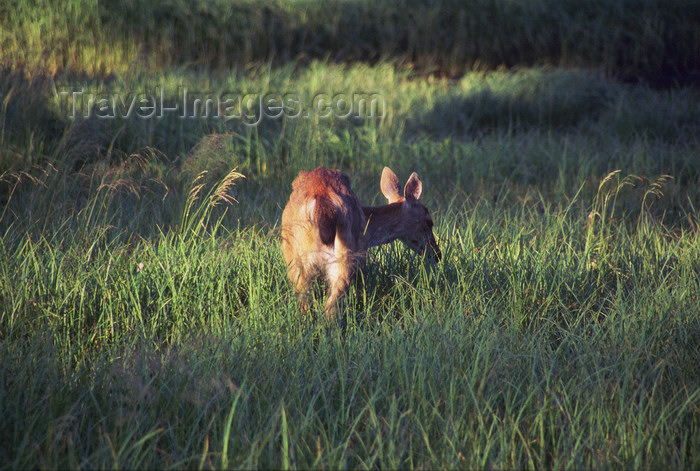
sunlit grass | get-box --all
[2,156,699,467]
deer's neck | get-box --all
[362,203,403,248]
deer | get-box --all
[280,166,440,318]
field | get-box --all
[1,0,700,469]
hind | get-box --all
[280,167,366,316]
[281,166,440,318]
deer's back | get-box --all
[281,167,366,265]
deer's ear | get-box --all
[381,167,401,203]
[403,172,423,201]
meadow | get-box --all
[1,0,699,468]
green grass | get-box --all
[2,165,700,468]
[1,1,700,469]
[2,0,699,84]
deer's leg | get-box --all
[287,262,311,312]
[323,255,354,318]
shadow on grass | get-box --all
[413,68,700,143]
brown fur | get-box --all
[281,166,440,318]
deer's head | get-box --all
[379,167,441,262]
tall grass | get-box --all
[2,0,699,84]
[2,65,700,182]
[2,154,699,467]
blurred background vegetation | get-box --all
[2,0,698,84]
[1,0,699,198]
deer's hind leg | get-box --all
[282,221,317,312]
[286,261,313,312]
[322,229,366,318]
[323,255,354,317]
